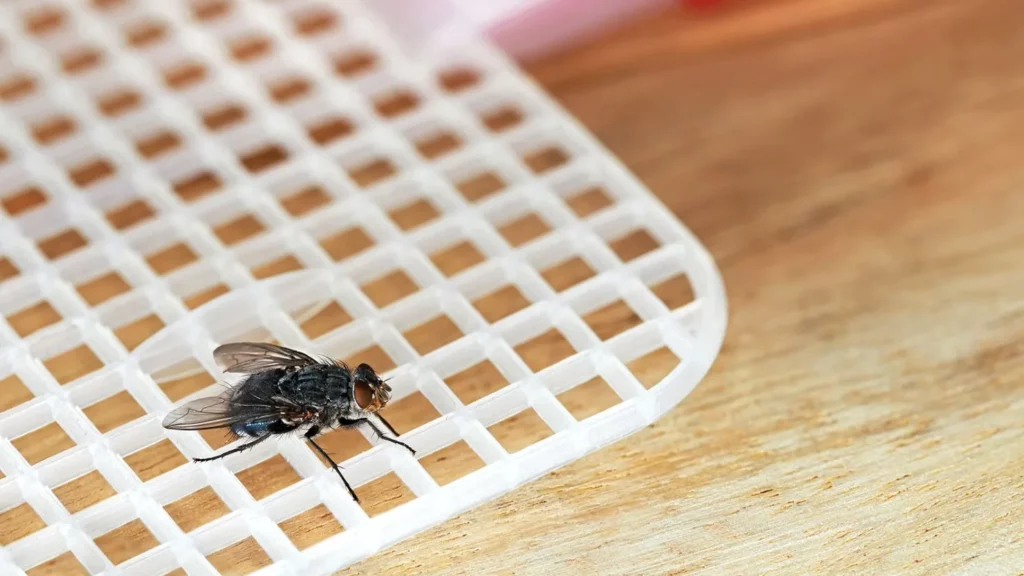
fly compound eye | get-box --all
[354,379,376,411]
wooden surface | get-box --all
[350,0,1024,574]
[4,0,1024,573]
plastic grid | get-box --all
[0,0,726,574]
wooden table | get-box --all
[353,0,1024,573]
[3,0,1022,573]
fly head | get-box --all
[352,363,391,413]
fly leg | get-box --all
[305,426,359,502]
[342,418,415,455]
[193,434,271,463]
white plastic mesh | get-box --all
[0,0,726,574]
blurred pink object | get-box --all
[371,0,681,61]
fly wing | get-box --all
[162,393,303,431]
[162,394,239,431]
[213,342,319,374]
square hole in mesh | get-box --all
[76,271,132,307]
[430,240,485,277]
[312,427,371,471]
[279,504,343,550]
[164,487,230,532]
[44,344,104,385]
[438,66,483,93]
[68,157,116,188]
[583,299,643,341]
[454,168,507,203]
[472,284,531,324]
[373,87,421,119]
[96,86,143,117]
[557,376,621,421]
[1,72,38,103]
[481,105,525,133]
[627,346,681,389]
[105,197,157,230]
[413,129,463,160]
[207,537,272,575]
[83,390,146,433]
[111,308,166,349]
[346,156,397,188]
[279,183,332,217]
[1,373,35,412]
[145,242,199,276]
[37,227,88,260]
[514,328,577,373]
[228,33,273,63]
[12,421,76,465]
[360,269,419,309]
[356,472,415,517]
[213,213,267,246]
[26,551,88,576]
[201,102,248,132]
[125,439,188,482]
[53,470,117,514]
[60,45,104,75]
[184,282,230,309]
[403,315,463,356]
[134,129,181,160]
[1,256,20,285]
[268,74,313,104]
[2,185,48,217]
[156,359,216,402]
[388,197,440,231]
[565,186,614,218]
[298,300,353,340]
[609,228,661,262]
[94,518,160,565]
[344,343,397,374]
[318,225,374,262]
[488,408,553,454]
[523,145,571,175]
[251,252,306,280]
[6,299,63,337]
[124,18,168,48]
[0,502,47,545]
[651,273,696,310]
[192,0,233,22]
[172,168,223,202]
[420,441,485,486]
[30,114,77,145]
[240,143,289,174]
[237,455,302,500]
[200,426,238,451]
[498,212,552,247]
[541,255,597,292]
[382,390,442,433]
[1,256,21,285]
[306,115,356,146]
[293,6,340,36]
[162,60,208,91]
[445,358,509,405]
[333,48,378,78]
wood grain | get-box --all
[348,0,1024,574]
[3,0,1023,572]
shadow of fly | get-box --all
[162,342,414,502]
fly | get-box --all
[161,342,414,502]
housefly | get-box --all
[161,342,414,502]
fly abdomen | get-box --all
[232,419,298,437]
[232,420,269,437]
